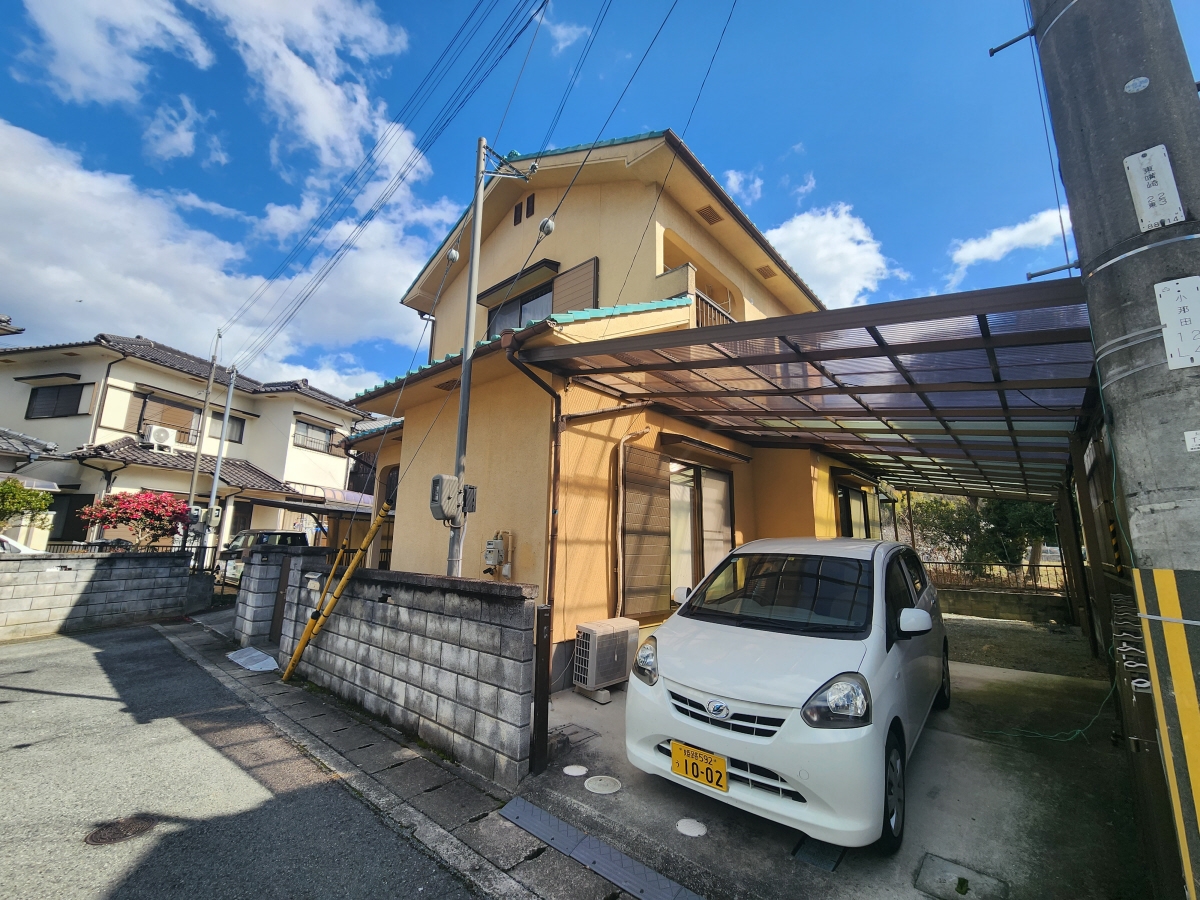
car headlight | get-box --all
[633,635,658,686]
[801,673,871,728]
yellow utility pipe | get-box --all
[282,503,391,682]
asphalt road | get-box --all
[0,626,479,900]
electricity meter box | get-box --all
[430,474,461,521]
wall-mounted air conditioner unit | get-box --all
[574,617,640,691]
[142,423,176,454]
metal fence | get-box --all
[695,292,736,328]
[923,561,1068,594]
[45,540,223,574]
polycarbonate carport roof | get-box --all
[515,278,1096,501]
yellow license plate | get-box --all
[670,741,728,792]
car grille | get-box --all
[668,691,786,738]
[656,741,805,803]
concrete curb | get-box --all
[152,623,537,900]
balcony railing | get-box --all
[923,561,1068,594]
[695,291,736,328]
[293,432,346,456]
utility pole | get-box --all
[1029,0,1200,892]
[187,335,220,507]
[205,368,237,555]
[446,137,487,577]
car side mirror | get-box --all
[898,607,933,637]
[671,586,689,607]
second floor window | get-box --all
[487,285,552,339]
[209,412,245,444]
[294,420,335,453]
[26,383,85,419]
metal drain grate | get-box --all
[85,815,158,846]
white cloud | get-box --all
[724,168,763,206]
[204,134,229,166]
[143,94,209,160]
[21,0,406,169]
[546,18,587,55]
[191,0,407,168]
[18,0,213,103]
[0,119,448,396]
[766,202,907,309]
[946,208,1073,289]
[792,172,816,202]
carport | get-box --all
[507,278,1175,898]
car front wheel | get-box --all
[877,730,905,854]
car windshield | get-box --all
[679,553,874,636]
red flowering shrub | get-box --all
[80,491,191,547]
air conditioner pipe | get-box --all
[615,428,652,619]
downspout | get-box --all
[615,428,651,618]
[501,333,560,609]
[88,348,128,447]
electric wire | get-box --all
[230,0,548,371]
[492,0,680,314]
[1023,0,1073,268]
[493,2,545,149]
[535,0,615,159]
[614,0,737,307]
[219,0,503,336]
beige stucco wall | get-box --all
[385,368,552,591]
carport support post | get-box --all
[1031,0,1200,890]
[1069,439,1114,655]
[1055,485,1095,651]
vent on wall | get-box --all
[756,265,778,279]
[434,378,461,391]
[695,205,723,226]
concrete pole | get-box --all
[187,338,220,507]
[447,137,487,577]
[205,369,237,554]
[1029,1,1200,891]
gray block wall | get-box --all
[232,549,284,647]
[0,552,190,642]
[278,559,538,789]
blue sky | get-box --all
[2,1,1199,397]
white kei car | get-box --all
[625,538,949,851]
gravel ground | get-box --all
[944,613,1110,680]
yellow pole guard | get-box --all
[282,504,391,682]
[280,538,347,682]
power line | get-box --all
[615,0,738,306]
[230,0,548,371]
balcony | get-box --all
[293,432,346,456]
[694,291,736,328]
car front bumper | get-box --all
[625,673,886,847]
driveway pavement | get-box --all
[0,626,478,900]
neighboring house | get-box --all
[0,316,24,338]
[0,426,60,549]
[0,334,363,547]
[350,130,883,663]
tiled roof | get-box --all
[353,296,693,402]
[504,130,667,163]
[0,427,57,457]
[73,437,299,495]
[1,333,359,413]
[344,419,404,446]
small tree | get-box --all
[79,491,191,548]
[0,479,52,531]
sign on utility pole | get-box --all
[1030,0,1200,892]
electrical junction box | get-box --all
[430,474,461,521]
[188,506,203,525]
[205,506,221,526]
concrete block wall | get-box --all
[233,547,329,646]
[0,552,190,642]
[278,560,538,789]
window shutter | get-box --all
[26,384,85,419]
[123,392,148,433]
[552,257,598,314]
[623,446,671,617]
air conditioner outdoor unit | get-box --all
[142,423,176,454]
[574,617,640,691]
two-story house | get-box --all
[350,130,883,673]
[0,333,363,548]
